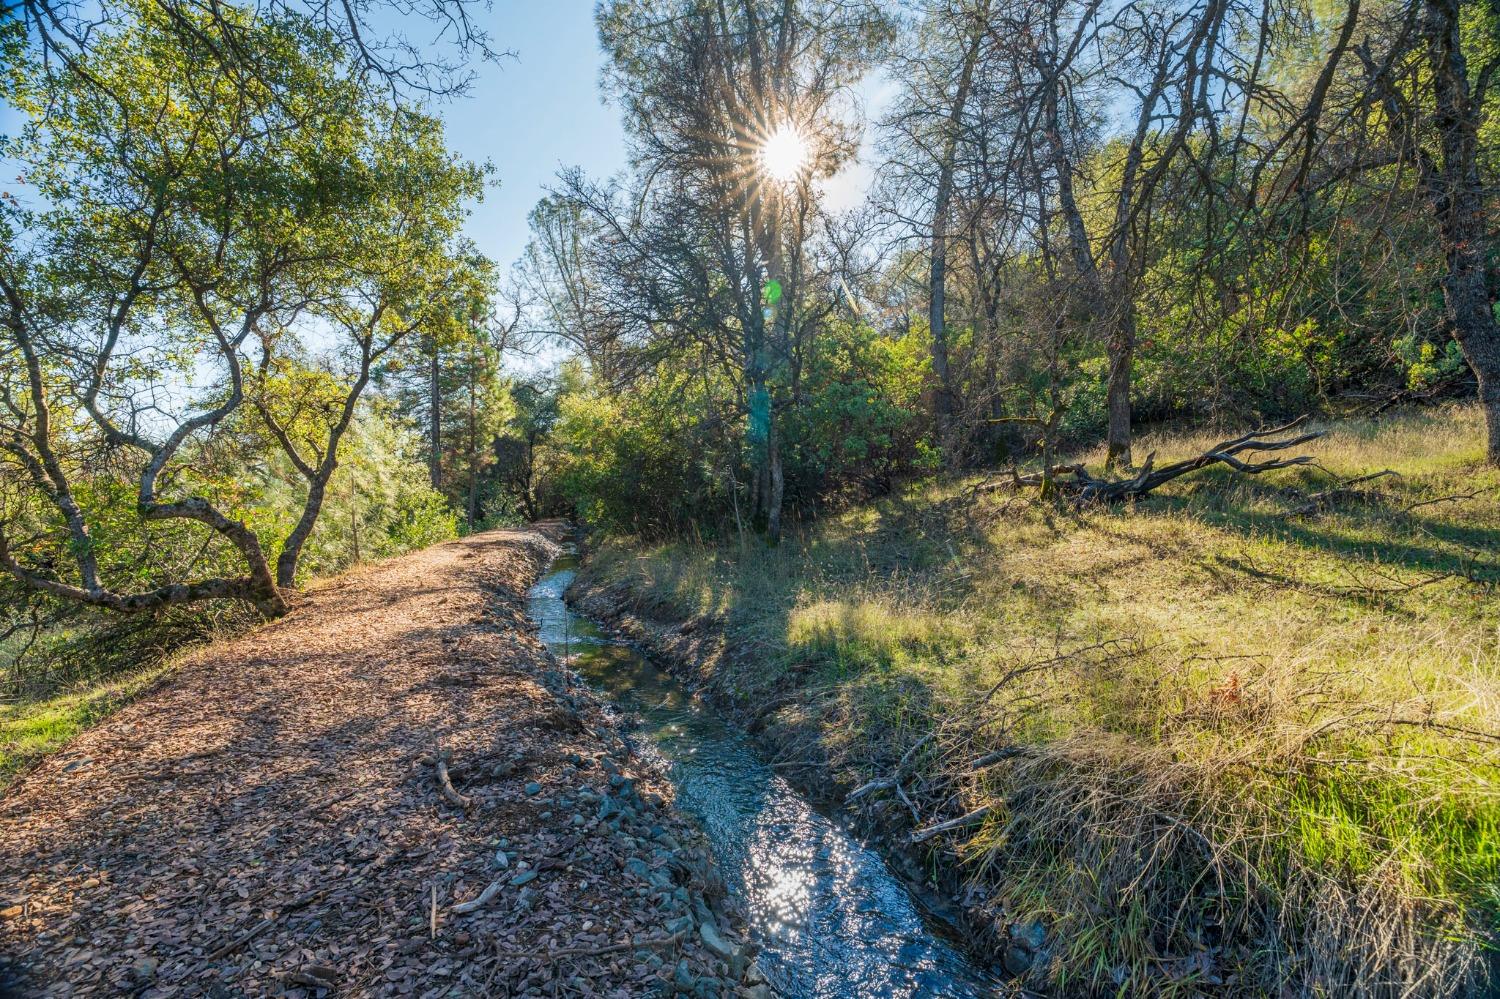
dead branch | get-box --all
[911,804,994,843]
[432,748,470,810]
[493,931,685,962]
[452,878,504,915]
[1343,374,1474,416]
[1402,491,1481,514]
[993,417,1325,505]
[845,733,933,803]
[1289,470,1400,516]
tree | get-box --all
[883,0,991,457]
[578,0,890,542]
[0,0,481,614]
[1353,0,1500,464]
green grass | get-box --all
[0,664,170,789]
[582,405,1500,996]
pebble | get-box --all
[510,870,538,887]
[524,782,542,795]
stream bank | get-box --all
[530,549,1001,998]
[563,555,1023,993]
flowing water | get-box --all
[527,550,1000,998]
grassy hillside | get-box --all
[580,405,1500,996]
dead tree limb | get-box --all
[911,804,994,843]
[1289,469,1400,516]
[998,417,1325,505]
[452,878,504,915]
[432,749,470,810]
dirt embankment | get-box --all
[0,526,755,998]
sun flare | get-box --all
[758,124,809,184]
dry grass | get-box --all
[583,405,1500,996]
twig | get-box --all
[1288,469,1399,516]
[911,804,994,843]
[433,748,470,810]
[1402,491,1480,513]
[494,931,685,962]
[452,878,504,915]
[204,882,338,961]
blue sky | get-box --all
[446,4,881,274]
[441,4,629,277]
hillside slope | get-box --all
[573,406,1500,997]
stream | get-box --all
[527,549,1000,998]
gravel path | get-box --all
[0,526,751,997]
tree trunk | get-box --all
[467,346,478,531]
[429,349,442,489]
[276,477,328,588]
[1105,311,1136,469]
[766,421,785,545]
[928,26,981,453]
[1421,0,1500,463]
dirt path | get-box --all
[0,527,751,997]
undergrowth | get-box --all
[581,405,1500,996]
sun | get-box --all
[758,124,809,185]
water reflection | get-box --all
[528,552,999,998]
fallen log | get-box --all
[996,416,1325,505]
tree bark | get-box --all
[766,422,785,545]
[467,343,479,531]
[1105,312,1136,468]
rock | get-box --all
[738,985,772,999]
[698,921,734,960]
[524,782,542,795]
[1002,943,1034,977]
[1012,918,1046,951]
[624,858,652,881]
[131,957,158,979]
[493,849,509,869]
[510,870,538,887]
